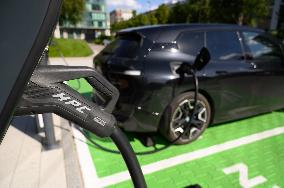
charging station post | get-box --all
[38,47,58,150]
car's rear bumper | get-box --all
[114,83,175,133]
[114,103,161,132]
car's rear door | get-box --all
[241,31,284,111]
[97,33,146,119]
[204,30,256,122]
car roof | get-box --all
[118,24,264,42]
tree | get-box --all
[59,0,85,26]
[111,0,270,32]
[111,20,129,31]
[240,0,269,26]
[168,2,189,23]
[131,15,141,26]
[209,0,269,26]
[168,0,207,23]
[186,0,210,23]
[155,4,170,24]
[149,13,158,25]
[140,14,150,25]
[132,10,137,17]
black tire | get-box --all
[159,92,211,145]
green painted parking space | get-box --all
[87,112,284,177]
[69,79,284,187]
[68,78,92,96]
[110,131,284,188]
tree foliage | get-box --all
[168,2,189,23]
[111,14,151,31]
[149,13,158,25]
[111,0,269,32]
[209,0,269,26]
[155,4,170,24]
[59,0,85,26]
[187,0,210,23]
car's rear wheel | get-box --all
[160,92,211,145]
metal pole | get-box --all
[270,0,281,30]
[35,114,44,133]
[42,113,58,149]
[37,46,58,149]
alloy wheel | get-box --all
[170,99,208,142]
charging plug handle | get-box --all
[15,65,147,187]
[15,65,119,137]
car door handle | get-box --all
[216,70,228,75]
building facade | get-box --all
[110,9,134,25]
[60,0,110,40]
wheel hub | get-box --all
[170,99,208,142]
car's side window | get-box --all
[242,32,282,62]
[114,35,141,59]
[101,35,141,59]
[177,31,204,57]
[102,39,118,53]
[206,31,243,61]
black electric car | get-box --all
[94,24,284,144]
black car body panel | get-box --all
[94,24,284,133]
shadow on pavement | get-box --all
[11,116,43,143]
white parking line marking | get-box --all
[223,163,267,188]
[72,126,102,188]
[99,126,284,187]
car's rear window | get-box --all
[102,34,141,59]
[177,31,205,56]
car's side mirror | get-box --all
[192,47,210,71]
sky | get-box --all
[105,0,180,13]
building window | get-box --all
[87,21,93,27]
[93,21,98,27]
[92,13,105,20]
[89,0,103,4]
[98,21,103,27]
[85,3,92,11]
[92,4,101,11]
[101,5,105,12]
[86,13,92,20]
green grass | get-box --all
[49,38,93,57]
